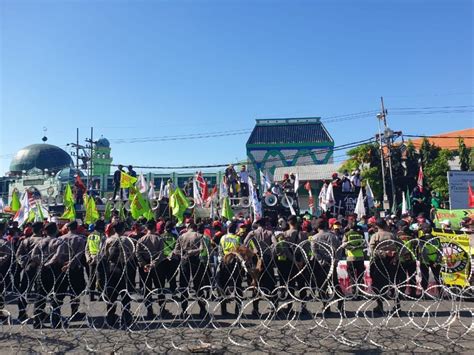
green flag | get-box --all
[37,201,45,221]
[85,196,99,225]
[169,187,189,224]
[119,201,126,221]
[61,184,76,221]
[104,201,112,222]
[10,190,20,213]
[130,192,150,220]
[144,201,154,221]
[221,196,234,221]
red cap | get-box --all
[302,220,311,232]
[204,228,212,237]
[23,227,33,237]
[368,216,377,225]
[212,221,222,229]
[328,218,337,226]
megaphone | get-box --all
[188,197,196,209]
[264,194,278,207]
[239,197,251,208]
[281,195,294,208]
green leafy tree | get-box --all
[458,137,471,171]
[425,149,453,198]
[419,137,440,167]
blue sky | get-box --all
[1,0,472,175]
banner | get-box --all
[447,170,474,209]
[432,229,471,287]
[434,209,474,229]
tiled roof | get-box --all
[246,118,333,145]
[410,128,474,150]
[274,163,342,181]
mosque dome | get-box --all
[10,143,73,174]
[96,137,110,148]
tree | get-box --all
[425,149,453,198]
[419,138,440,167]
[458,137,471,171]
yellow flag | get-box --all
[120,171,138,189]
[85,195,99,225]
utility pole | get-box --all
[85,127,96,194]
[377,107,389,213]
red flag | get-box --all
[417,166,424,192]
[469,182,474,208]
[196,171,209,201]
[75,175,86,191]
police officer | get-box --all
[172,222,207,318]
[369,219,400,313]
[31,222,63,328]
[244,218,276,316]
[136,220,165,319]
[16,221,44,321]
[342,223,366,298]
[396,221,418,299]
[273,216,300,314]
[417,223,442,294]
[102,221,135,328]
[47,221,87,322]
[310,218,344,316]
[85,220,106,301]
[159,221,179,310]
[217,222,242,316]
[0,221,12,323]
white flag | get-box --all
[148,181,156,201]
[294,173,299,194]
[138,174,147,194]
[365,181,375,208]
[249,177,262,221]
[260,170,271,192]
[14,190,31,226]
[193,178,203,207]
[285,194,297,216]
[354,188,366,219]
[219,181,228,198]
[325,183,335,211]
[401,191,408,215]
[158,180,165,200]
[318,184,328,212]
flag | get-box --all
[210,200,216,220]
[148,181,156,201]
[221,196,234,221]
[354,188,365,219]
[158,179,165,200]
[10,190,21,213]
[119,201,126,221]
[401,191,408,215]
[196,172,209,201]
[61,184,76,221]
[130,191,150,220]
[14,190,31,226]
[85,196,99,224]
[406,186,412,211]
[469,182,474,208]
[75,174,86,191]
[417,166,424,192]
[104,200,112,222]
[207,185,218,204]
[260,170,271,192]
[284,194,297,216]
[219,181,228,198]
[318,184,328,212]
[365,181,375,208]
[169,187,189,224]
[120,171,138,189]
[304,181,314,213]
[138,174,147,194]
[193,178,204,207]
[325,183,335,211]
[144,201,155,221]
[0,198,4,213]
[248,177,262,221]
[294,173,300,195]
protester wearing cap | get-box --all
[158,220,179,313]
[342,222,366,299]
[85,220,106,301]
[416,223,442,293]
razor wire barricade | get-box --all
[0,236,473,352]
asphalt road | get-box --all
[1,295,473,353]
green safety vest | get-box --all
[398,235,416,262]
[162,233,177,257]
[220,234,240,256]
[419,233,441,264]
[307,235,314,257]
[345,231,365,259]
[276,235,287,261]
[87,232,102,256]
[200,235,211,258]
